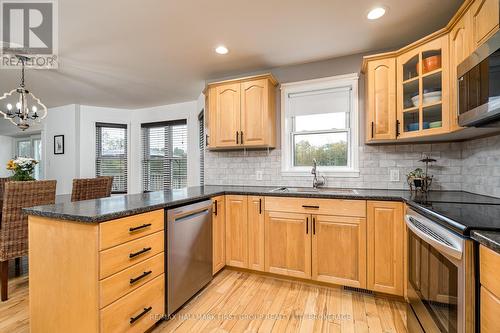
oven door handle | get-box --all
[405,214,463,260]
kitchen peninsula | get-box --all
[25,186,500,332]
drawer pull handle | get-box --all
[302,205,320,209]
[129,223,152,232]
[130,270,152,284]
[129,247,152,259]
[130,306,152,324]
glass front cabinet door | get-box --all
[397,35,450,139]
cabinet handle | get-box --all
[313,217,316,235]
[240,131,244,144]
[205,134,209,146]
[259,198,262,214]
[130,270,152,284]
[371,122,374,138]
[396,120,400,137]
[129,223,152,233]
[306,217,309,234]
[302,205,320,209]
[236,131,239,144]
[214,200,218,216]
[129,247,152,259]
[130,306,152,324]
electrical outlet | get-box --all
[256,170,263,181]
[390,169,400,182]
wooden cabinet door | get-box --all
[481,286,500,332]
[225,195,248,268]
[241,79,269,147]
[312,215,367,288]
[366,58,397,141]
[449,12,472,131]
[264,211,311,279]
[212,196,225,274]
[214,83,241,147]
[248,196,265,271]
[367,201,404,296]
[471,0,499,47]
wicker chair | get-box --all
[0,180,57,301]
[0,178,11,219]
[71,176,113,202]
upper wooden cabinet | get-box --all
[362,0,494,143]
[397,35,450,139]
[367,201,404,296]
[366,58,397,141]
[471,0,499,47]
[205,74,277,149]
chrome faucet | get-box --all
[311,159,326,189]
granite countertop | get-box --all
[23,185,500,224]
[471,231,500,254]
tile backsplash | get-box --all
[205,141,465,191]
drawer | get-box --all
[265,197,366,217]
[101,274,164,333]
[100,253,164,308]
[99,210,164,251]
[480,245,500,297]
[100,231,164,279]
[481,286,500,332]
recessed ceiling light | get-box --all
[215,46,229,55]
[367,7,386,20]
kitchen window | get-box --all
[15,135,42,180]
[142,120,188,192]
[281,74,359,177]
[95,123,128,193]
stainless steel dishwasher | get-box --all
[166,199,212,316]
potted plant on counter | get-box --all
[6,157,38,181]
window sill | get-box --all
[281,169,360,178]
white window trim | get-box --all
[280,73,360,177]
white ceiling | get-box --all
[0,0,462,110]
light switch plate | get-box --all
[390,169,400,182]
[256,170,263,181]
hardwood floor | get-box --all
[156,269,408,332]
[0,268,408,333]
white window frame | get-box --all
[281,73,360,177]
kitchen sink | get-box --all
[269,187,358,195]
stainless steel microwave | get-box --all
[458,30,500,127]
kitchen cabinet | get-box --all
[29,210,165,333]
[212,196,226,274]
[365,57,397,142]
[205,74,277,150]
[367,201,404,296]
[264,211,311,279]
[471,0,499,48]
[248,196,265,271]
[397,35,450,139]
[449,11,472,132]
[311,215,367,288]
[225,195,248,268]
[480,245,500,332]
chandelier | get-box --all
[0,55,47,131]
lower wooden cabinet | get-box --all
[248,196,265,271]
[225,195,249,268]
[312,215,367,288]
[480,245,500,332]
[481,286,500,333]
[367,201,404,296]
[212,196,225,274]
[264,211,311,279]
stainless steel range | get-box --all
[405,208,475,333]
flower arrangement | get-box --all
[6,157,38,181]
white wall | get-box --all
[42,105,79,194]
[38,101,200,195]
[0,135,13,177]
